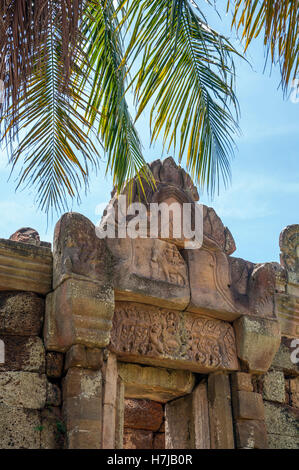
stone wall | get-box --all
[0,239,64,449]
[0,157,298,449]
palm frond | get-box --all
[1,1,100,214]
[120,0,240,195]
[227,0,299,93]
[81,0,153,193]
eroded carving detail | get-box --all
[110,302,239,373]
[279,224,299,275]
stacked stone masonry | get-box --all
[0,158,298,449]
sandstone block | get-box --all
[0,371,47,409]
[0,238,52,294]
[235,420,268,449]
[290,378,299,408]
[107,238,190,310]
[231,372,253,392]
[53,212,114,290]
[46,351,64,378]
[0,291,44,336]
[153,433,165,449]
[65,344,103,370]
[275,293,299,337]
[124,399,163,431]
[118,362,195,403]
[272,336,299,376]
[123,428,153,449]
[0,405,41,449]
[263,370,286,403]
[233,391,265,421]
[0,336,45,373]
[248,263,276,318]
[208,373,234,449]
[185,246,238,321]
[165,382,210,449]
[62,368,103,449]
[44,278,114,352]
[111,302,239,374]
[234,316,281,373]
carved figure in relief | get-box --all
[149,321,164,354]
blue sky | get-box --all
[0,3,298,264]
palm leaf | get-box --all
[1,1,100,214]
[227,0,299,93]
[80,0,153,194]
[120,0,240,194]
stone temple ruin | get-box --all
[0,157,298,449]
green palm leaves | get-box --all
[228,0,299,94]
[122,0,240,194]
[0,1,241,213]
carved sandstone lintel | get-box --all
[107,238,190,310]
[279,224,299,279]
[110,302,239,374]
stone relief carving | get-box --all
[110,302,239,373]
[279,224,299,278]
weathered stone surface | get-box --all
[272,336,299,376]
[231,372,253,392]
[185,246,238,321]
[229,257,254,312]
[0,371,47,409]
[118,362,195,403]
[235,420,268,449]
[153,433,165,449]
[115,377,124,449]
[165,395,193,449]
[192,383,210,449]
[107,238,190,310]
[41,407,64,449]
[0,291,44,336]
[0,336,45,372]
[264,402,299,438]
[0,238,52,294]
[62,367,102,449]
[102,157,200,249]
[124,399,163,431]
[275,293,299,337]
[0,405,41,449]
[279,224,299,281]
[123,428,153,449]
[233,391,265,421]
[102,353,118,449]
[208,373,234,449]
[290,378,299,408]
[44,278,114,352]
[9,227,41,246]
[267,433,299,449]
[248,263,277,318]
[166,382,210,449]
[234,316,281,373]
[46,351,64,378]
[263,370,286,403]
[53,212,114,290]
[202,206,236,255]
[65,344,103,371]
[46,382,61,407]
[111,302,239,374]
